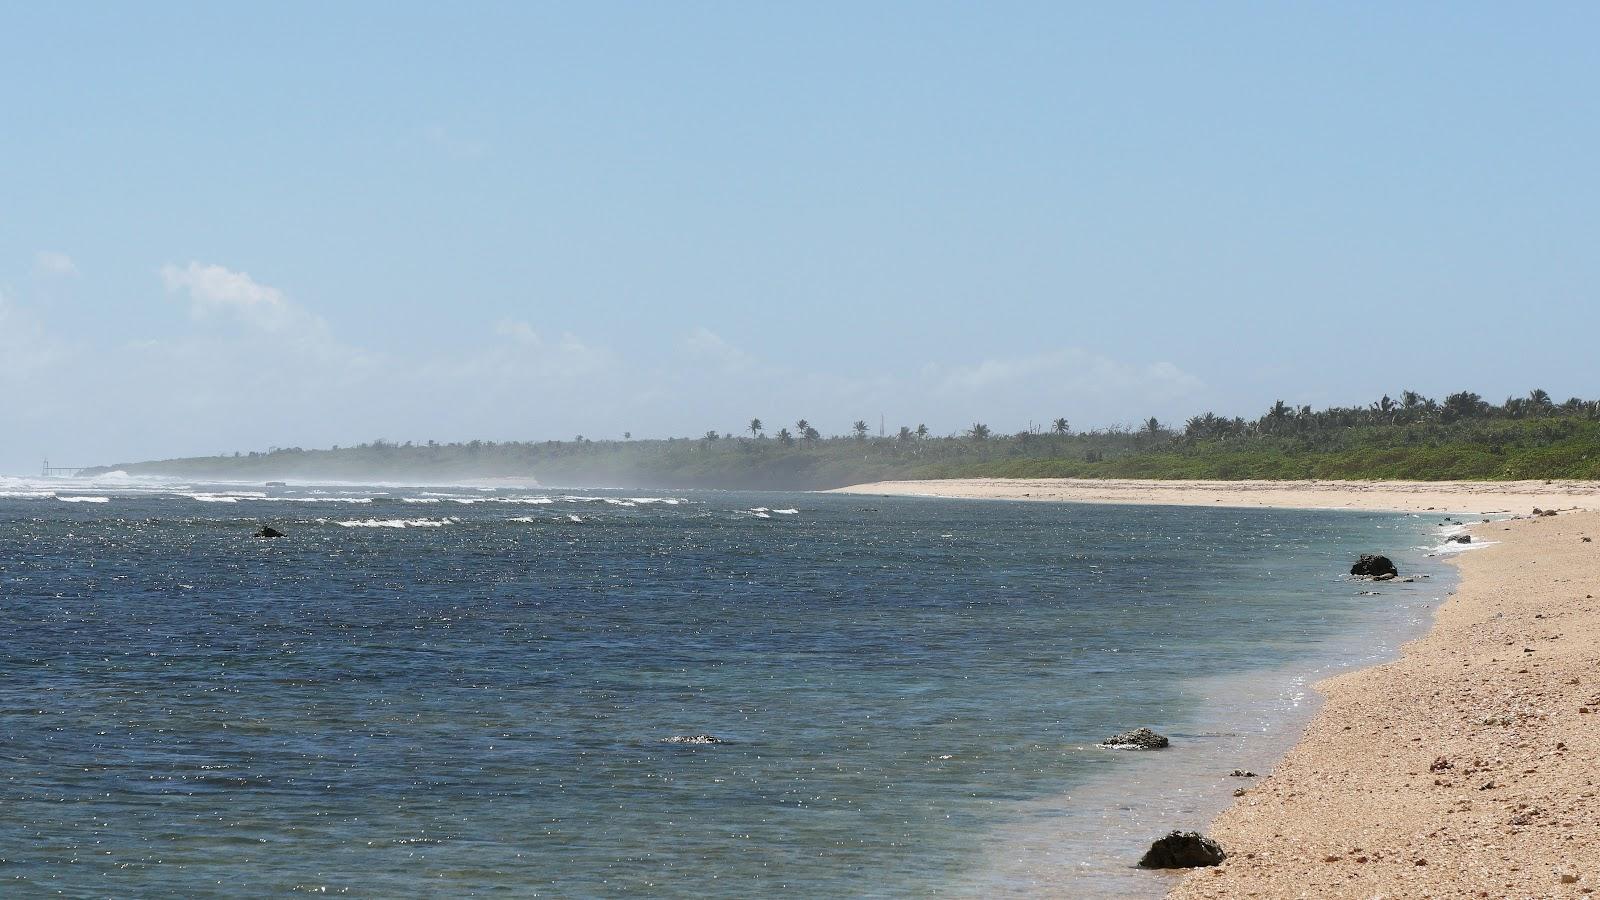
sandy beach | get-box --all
[829,478,1600,515]
[1171,507,1600,898]
[835,479,1600,896]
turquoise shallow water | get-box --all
[0,481,1453,896]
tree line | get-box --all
[93,388,1600,488]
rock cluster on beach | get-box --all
[1100,726,1169,750]
[1139,831,1227,868]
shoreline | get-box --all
[1170,507,1600,897]
[828,477,1600,515]
[834,479,1600,895]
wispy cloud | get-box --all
[0,291,64,377]
[681,326,759,374]
[34,250,77,277]
[436,319,616,379]
[932,348,1203,401]
[159,261,326,336]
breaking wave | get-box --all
[332,518,457,529]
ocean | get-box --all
[0,477,1458,896]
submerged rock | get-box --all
[1350,554,1398,578]
[1138,830,1227,868]
[255,526,285,538]
[1100,727,1169,750]
[661,734,727,745]
[1447,534,1472,544]
[1228,769,1257,777]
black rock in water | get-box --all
[1138,830,1227,868]
[1447,534,1472,544]
[255,526,286,538]
[1350,554,1398,577]
[1100,726,1169,750]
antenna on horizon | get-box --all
[879,413,884,438]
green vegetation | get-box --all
[90,390,1600,489]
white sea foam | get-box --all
[334,517,455,528]
[566,514,583,523]
[257,496,372,503]
[772,508,799,515]
[1424,522,1500,554]
[1433,537,1499,554]
[402,498,441,503]
[57,495,110,503]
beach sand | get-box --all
[1171,508,1600,898]
[833,479,1600,897]
[829,478,1600,514]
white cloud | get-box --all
[159,261,325,335]
[425,319,614,380]
[933,348,1203,401]
[681,326,759,374]
[0,291,64,377]
[34,250,77,277]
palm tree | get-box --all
[853,420,870,440]
[915,423,928,439]
[748,418,764,438]
[897,425,912,442]
[967,423,991,440]
[795,419,811,441]
[1051,417,1069,435]
[1443,391,1486,422]
[776,427,794,446]
[1143,417,1162,435]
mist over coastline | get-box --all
[75,389,1600,490]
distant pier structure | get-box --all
[41,459,88,477]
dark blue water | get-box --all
[0,480,1453,896]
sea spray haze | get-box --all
[0,482,1450,895]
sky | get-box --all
[3,2,1598,473]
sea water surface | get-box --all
[0,476,1459,896]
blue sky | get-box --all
[3,3,1597,472]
